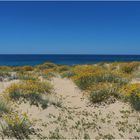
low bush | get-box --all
[89,83,119,103]
[6,80,53,108]
[73,71,129,90]
[90,88,110,103]
[120,62,140,74]
[120,83,140,111]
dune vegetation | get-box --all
[0,62,139,139]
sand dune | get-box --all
[9,76,140,139]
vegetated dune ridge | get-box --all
[0,62,139,139]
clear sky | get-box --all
[0,1,140,54]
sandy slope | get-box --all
[3,77,140,139]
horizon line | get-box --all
[0,54,140,55]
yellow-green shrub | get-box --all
[6,80,53,108]
[120,83,140,111]
[120,62,140,74]
[73,71,129,90]
[7,80,52,95]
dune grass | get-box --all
[5,80,53,108]
[0,98,11,116]
[1,112,35,139]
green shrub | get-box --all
[90,89,110,103]
[88,82,121,103]
[130,94,140,111]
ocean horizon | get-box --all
[0,54,140,66]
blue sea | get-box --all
[0,55,140,66]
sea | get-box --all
[0,54,140,66]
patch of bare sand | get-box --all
[14,77,140,139]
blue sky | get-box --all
[0,1,140,54]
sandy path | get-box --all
[51,76,87,108]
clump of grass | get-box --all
[46,94,62,108]
[0,98,11,116]
[57,65,70,73]
[36,62,57,71]
[120,62,140,74]
[89,83,116,103]
[41,69,57,79]
[90,88,110,103]
[130,94,140,111]
[1,112,35,139]
[5,80,53,108]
